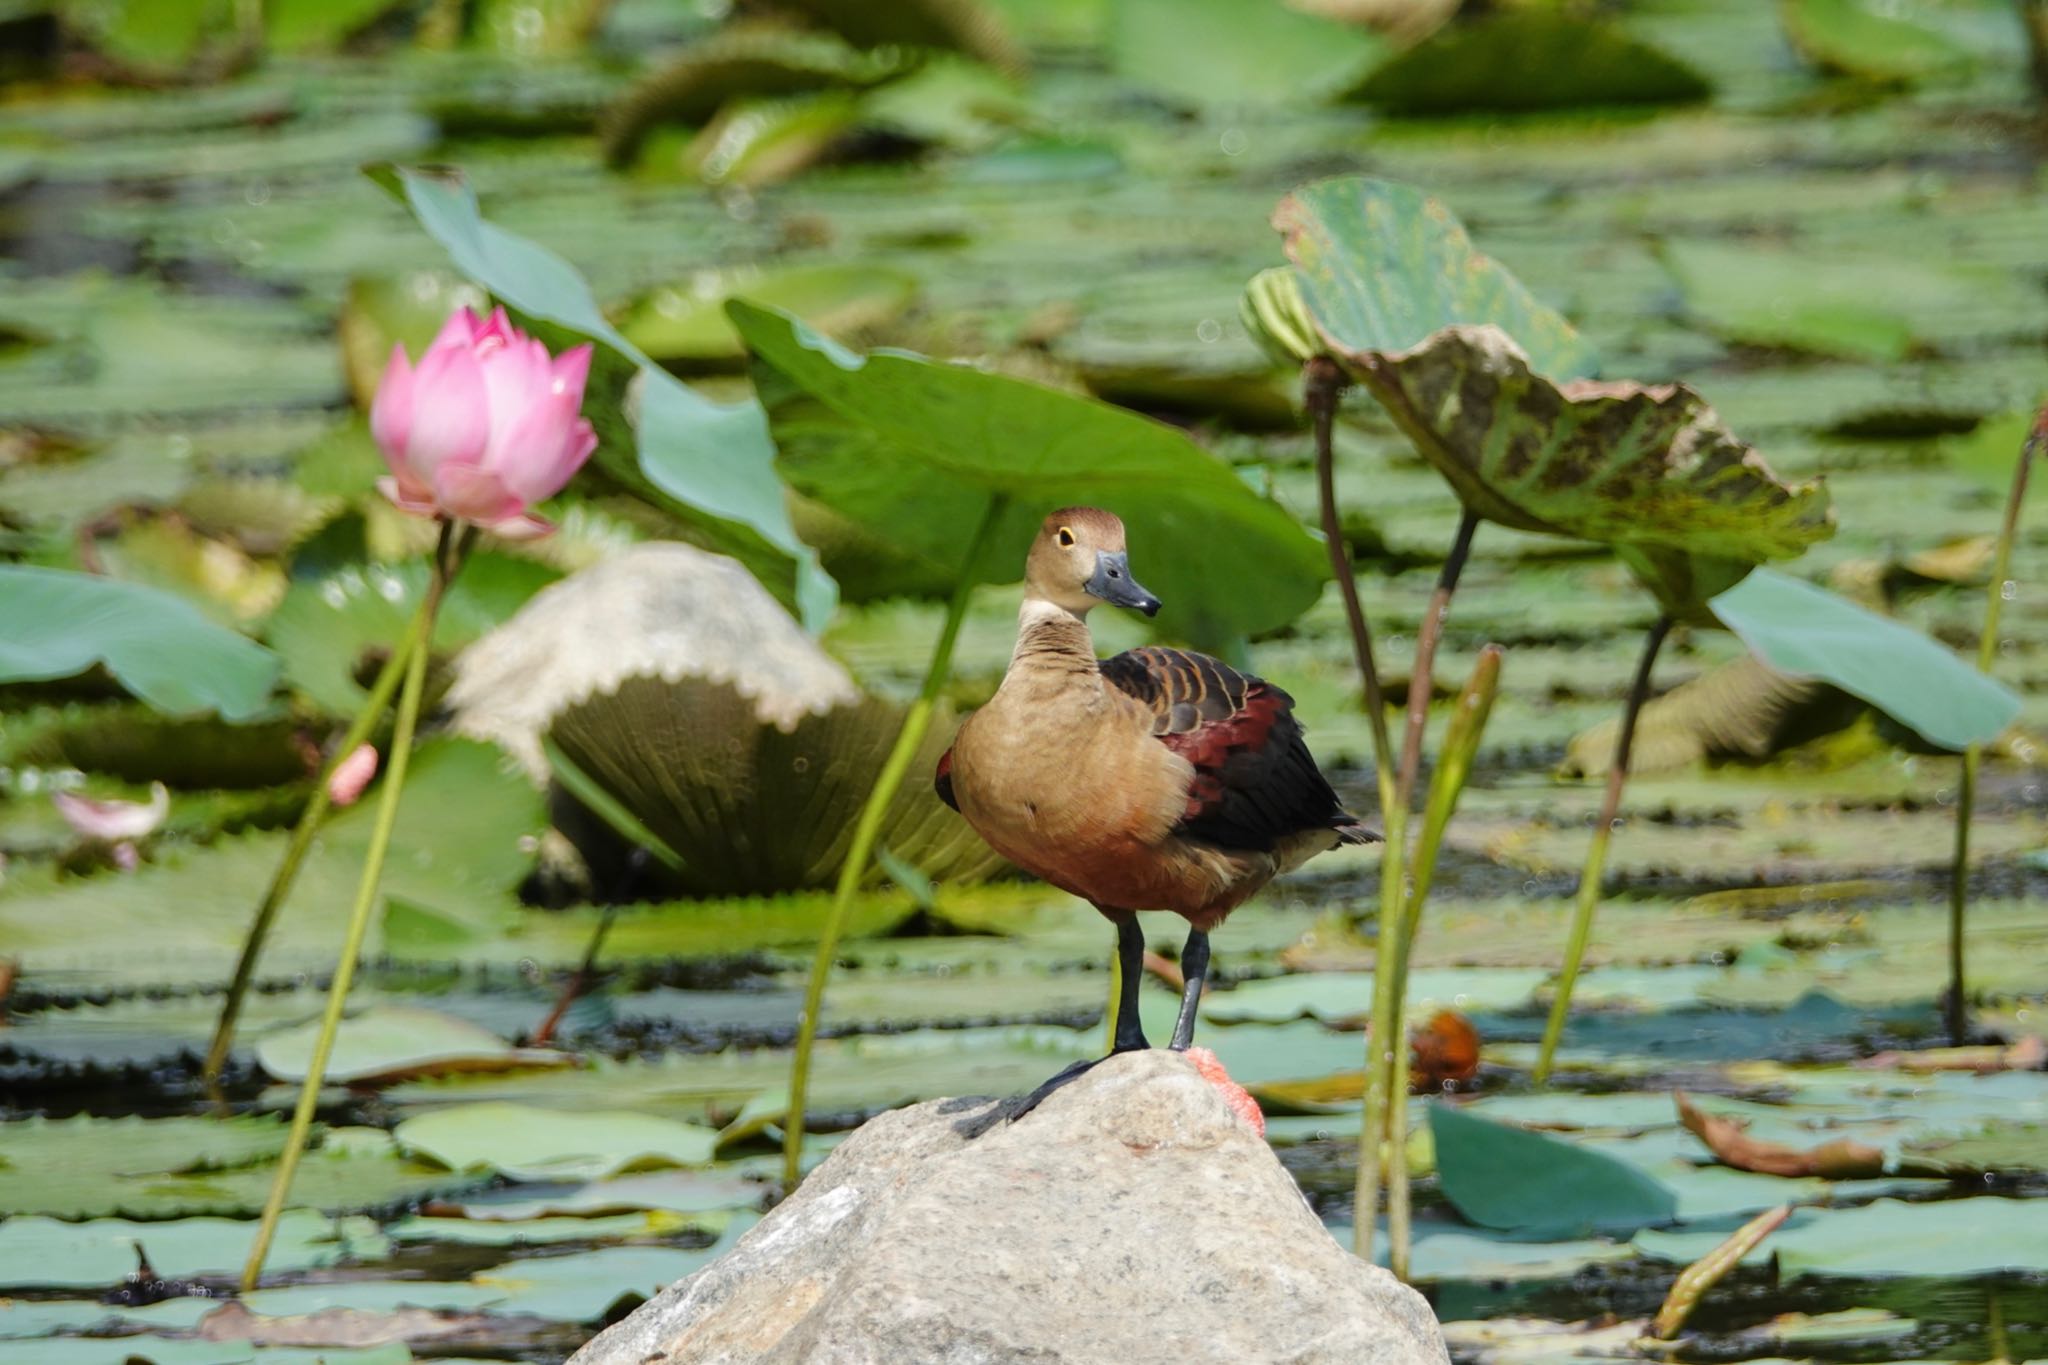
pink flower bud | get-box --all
[369,306,598,539]
[53,782,169,844]
[1184,1046,1264,1136]
[326,743,379,808]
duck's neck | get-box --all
[1006,597,1099,685]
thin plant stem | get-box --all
[1535,614,1672,1085]
[241,523,468,1291]
[532,905,617,1049]
[2022,0,2048,96]
[204,607,434,1094]
[783,493,1008,1188]
[1948,412,2038,1044]
[1650,1203,1791,1339]
[1396,508,1480,810]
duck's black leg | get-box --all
[1004,914,1148,1124]
[1167,928,1210,1051]
[1111,913,1150,1054]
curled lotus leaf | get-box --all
[1320,324,1833,618]
[1238,266,1322,370]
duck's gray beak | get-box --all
[1086,551,1161,617]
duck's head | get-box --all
[1024,507,1161,618]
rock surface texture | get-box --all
[446,541,857,782]
[569,1050,1450,1365]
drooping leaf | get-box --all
[55,0,237,78]
[1709,567,2020,750]
[1430,1103,1678,1237]
[678,91,864,189]
[1562,653,1862,779]
[1780,0,1971,84]
[1272,175,1596,382]
[394,1101,721,1181]
[1109,0,1383,108]
[727,302,1327,646]
[1348,8,1710,114]
[617,264,918,371]
[0,566,279,721]
[385,167,835,629]
[547,675,1004,897]
[1307,324,1834,617]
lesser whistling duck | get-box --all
[937,507,1374,1092]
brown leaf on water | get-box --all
[1859,1035,2046,1075]
[1675,1091,1884,1179]
[1410,1010,1481,1090]
[196,1300,513,1348]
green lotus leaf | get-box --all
[727,301,1328,645]
[547,674,1004,898]
[1273,174,1596,382]
[617,263,918,372]
[773,0,1025,73]
[1326,324,1834,617]
[1430,1103,1678,1237]
[1238,266,1322,370]
[1110,0,1383,108]
[1781,0,1972,84]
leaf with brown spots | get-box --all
[1676,1091,1884,1179]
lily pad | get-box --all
[0,1211,385,1290]
[1781,0,1972,83]
[394,1101,721,1181]
[1109,0,1383,108]
[0,1115,288,1219]
[0,566,280,721]
[1710,567,2021,749]
[1349,8,1710,114]
[1430,1103,1679,1237]
[730,302,1327,646]
[468,1241,735,1321]
[1635,1196,2048,1278]
[254,1006,571,1085]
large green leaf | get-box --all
[1109,0,1383,108]
[1709,567,2020,750]
[727,302,1326,646]
[1430,1103,1678,1238]
[386,168,835,630]
[1333,325,1834,617]
[1348,8,1710,114]
[1271,175,1596,382]
[0,566,279,721]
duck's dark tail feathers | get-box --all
[1334,816,1381,845]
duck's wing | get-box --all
[1098,646,1369,853]
[934,747,958,811]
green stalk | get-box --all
[204,606,433,1094]
[240,525,467,1291]
[782,494,1008,1188]
[1948,413,2039,1044]
[1650,1203,1790,1339]
[1535,614,1672,1085]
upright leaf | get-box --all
[383,168,835,629]
[0,566,279,721]
[728,302,1327,646]
[1430,1103,1678,1237]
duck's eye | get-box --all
[1056,526,1075,547]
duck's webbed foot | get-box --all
[999,913,1150,1127]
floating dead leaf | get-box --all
[1859,1035,2046,1075]
[197,1300,512,1347]
[1676,1091,1884,1179]
[1410,1010,1481,1090]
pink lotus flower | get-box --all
[370,306,597,539]
[54,782,168,874]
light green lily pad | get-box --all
[395,1101,721,1181]
[255,1005,570,1085]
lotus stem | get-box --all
[203,603,435,1096]
[1536,614,1672,1085]
[783,493,1008,1188]
[533,904,618,1049]
[2023,0,2048,97]
[1948,409,2040,1044]
[242,522,470,1291]
[1306,357,1397,814]
[1396,508,1480,810]
[1650,1203,1790,1339]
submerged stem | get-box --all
[241,522,468,1291]
[203,602,433,1094]
[783,494,1008,1188]
[1535,614,1671,1085]
[1949,413,2038,1043]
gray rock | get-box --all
[569,1050,1449,1365]
[445,541,857,782]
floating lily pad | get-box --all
[1635,1196,2048,1278]
[0,1211,385,1290]
[255,1006,570,1085]
[1109,0,1383,107]
[1781,0,1972,84]
[395,1101,721,1181]
[1349,8,1710,114]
